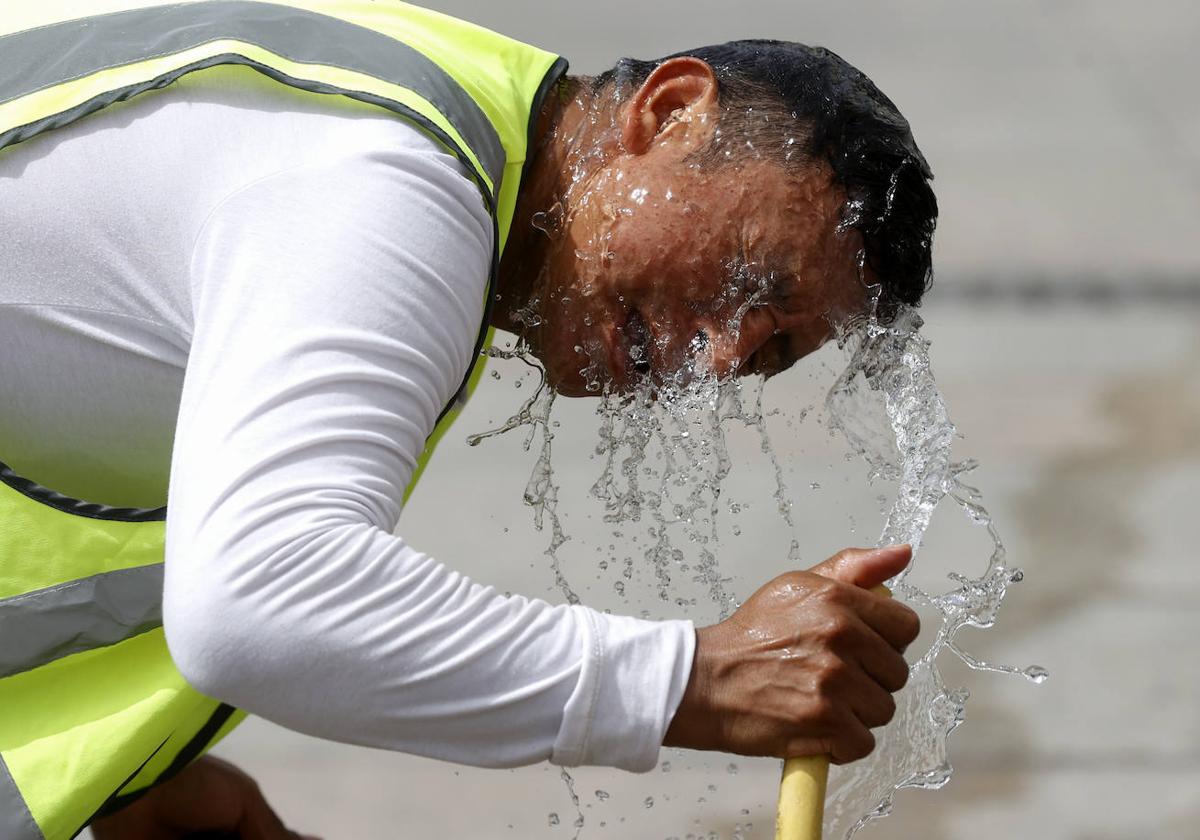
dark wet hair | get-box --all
[595,40,937,317]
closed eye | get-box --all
[767,273,804,312]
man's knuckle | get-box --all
[816,655,847,686]
[833,547,858,564]
[826,581,852,602]
[775,570,804,588]
[816,615,850,647]
[810,696,839,723]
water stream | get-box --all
[822,306,1045,837]
[468,305,1044,838]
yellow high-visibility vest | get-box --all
[0,3,566,837]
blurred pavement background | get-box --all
[145,1,1198,838]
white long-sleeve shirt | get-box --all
[0,66,694,772]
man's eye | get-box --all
[768,278,804,311]
[743,275,775,305]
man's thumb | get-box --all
[809,544,912,589]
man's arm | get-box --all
[162,135,693,772]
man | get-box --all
[0,2,933,836]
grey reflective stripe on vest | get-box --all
[0,0,505,196]
[0,755,42,840]
[0,565,164,679]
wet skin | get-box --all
[496,57,872,396]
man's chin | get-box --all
[545,367,633,399]
[540,364,596,398]
[550,381,593,398]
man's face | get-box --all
[520,63,871,396]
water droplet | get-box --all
[1023,665,1049,684]
[643,796,655,809]
[594,789,609,801]
[547,812,559,826]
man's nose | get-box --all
[691,322,747,378]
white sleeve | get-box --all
[161,139,695,772]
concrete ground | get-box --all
[89,1,1200,837]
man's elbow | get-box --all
[162,571,258,702]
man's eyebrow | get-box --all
[725,255,797,307]
[728,254,786,286]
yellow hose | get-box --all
[775,754,829,840]
[774,585,892,840]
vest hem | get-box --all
[0,460,166,522]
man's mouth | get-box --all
[609,307,657,388]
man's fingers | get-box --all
[828,714,876,765]
[854,592,921,652]
[809,544,912,589]
[856,632,911,692]
[843,663,899,729]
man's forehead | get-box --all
[725,166,856,254]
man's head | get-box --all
[498,40,937,396]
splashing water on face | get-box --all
[468,304,1043,838]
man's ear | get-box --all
[621,56,719,154]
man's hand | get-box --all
[91,755,318,840]
[664,545,919,764]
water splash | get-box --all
[468,343,579,605]
[560,767,586,838]
[823,305,1045,839]
[468,306,1042,838]
[587,367,807,620]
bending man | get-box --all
[0,3,932,836]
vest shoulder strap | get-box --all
[0,0,519,206]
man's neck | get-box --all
[493,77,609,333]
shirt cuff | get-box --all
[550,607,696,772]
